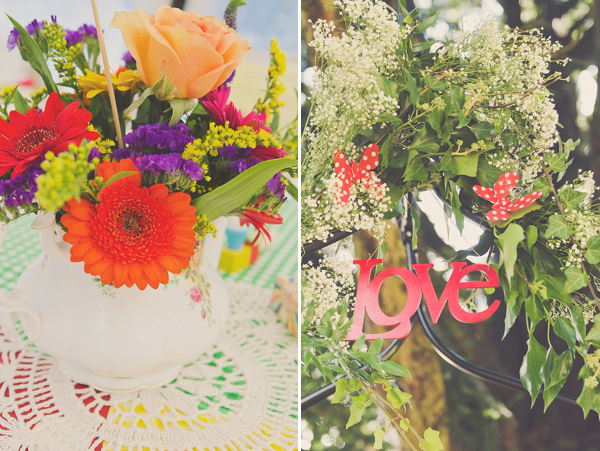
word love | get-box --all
[345,260,501,341]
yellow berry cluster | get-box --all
[36,142,99,211]
[0,86,15,99]
[29,86,48,107]
[44,22,81,93]
[194,213,218,239]
[87,126,115,157]
[256,39,287,121]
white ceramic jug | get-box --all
[0,213,229,392]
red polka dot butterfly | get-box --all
[334,143,379,205]
[472,172,542,222]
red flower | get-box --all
[239,209,283,244]
[0,92,98,177]
[62,159,197,290]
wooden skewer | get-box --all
[90,0,124,148]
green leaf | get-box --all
[525,295,544,328]
[497,223,525,286]
[346,403,365,428]
[452,153,479,177]
[368,337,383,356]
[403,68,420,106]
[586,313,600,346]
[585,235,600,264]
[446,85,465,113]
[168,98,196,125]
[11,88,28,114]
[377,75,398,99]
[387,387,412,408]
[542,350,573,412]
[427,108,444,138]
[577,382,600,419]
[469,121,494,140]
[502,273,526,338]
[563,266,588,293]
[99,171,138,191]
[374,424,385,449]
[7,15,58,93]
[526,225,538,251]
[519,334,546,405]
[533,176,552,198]
[410,206,420,249]
[409,131,440,153]
[559,187,586,211]
[192,158,297,221]
[404,158,428,182]
[545,215,571,240]
[440,151,454,172]
[415,13,439,34]
[543,152,568,173]
[380,134,393,171]
[420,428,444,451]
[381,360,411,377]
[476,160,503,187]
[332,377,347,404]
[400,418,410,431]
[554,316,576,350]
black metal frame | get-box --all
[301,196,579,409]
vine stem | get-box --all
[539,157,600,309]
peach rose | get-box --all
[110,6,251,99]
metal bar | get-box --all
[302,230,354,264]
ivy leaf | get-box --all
[533,176,553,198]
[543,152,569,173]
[545,215,571,240]
[554,316,576,350]
[446,85,465,113]
[542,350,573,412]
[420,428,444,451]
[381,360,411,377]
[380,134,393,171]
[469,121,494,140]
[525,295,545,328]
[400,418,411,431]
[502,272,526,338]
[376,75,398,99]
[403,68,420,107]
[387,387,412,408]
[332,378,347,404]
[497,223,525,287]
[452,153,479,177]
[476,160,503,187]
[577,383,600,419]
[563,266,588,294]
[585,235,600,264]
[586,314,600,346]
[409,131,440,153]
[404,158,428,182]
[559,188,586,211]
[427,109,444,138]
[346,403,365,428]
[519,334,546,405]
[374,424,386,449]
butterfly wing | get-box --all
[473,185,498,204]
[486,207,510,222]
[355,143,379,180]
[506,191,543,212]
[493,172,519,201]
[334,149,353,205]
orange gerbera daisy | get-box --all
[61,159,197,289]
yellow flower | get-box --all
[78,68,141,99]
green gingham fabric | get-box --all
[0,199,298,292]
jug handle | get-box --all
[31,212,71,266]
[0,222,42,341]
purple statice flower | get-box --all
[7,18,45,52]
[223,69,236,86]
[227,157,262,174]
[51,16,57,24]
[0,162,44,207]
[131,152,204,181]
[267,173,286,202]
[65,24,97,47]
[6,28,19,51]
[123,51,134,64]
[111,147,132,161]
[182,160,203,181]
[25,19,45,35]
[218,145,241,159]
[87,147,101,162]
[123,123,194,154]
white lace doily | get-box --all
[0,280,298,451]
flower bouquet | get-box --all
[302,0,600,447]
[0,1,296,390]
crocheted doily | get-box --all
[0,280,298,450]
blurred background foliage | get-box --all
[301,0,600,449]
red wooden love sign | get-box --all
[345,260,501,341]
